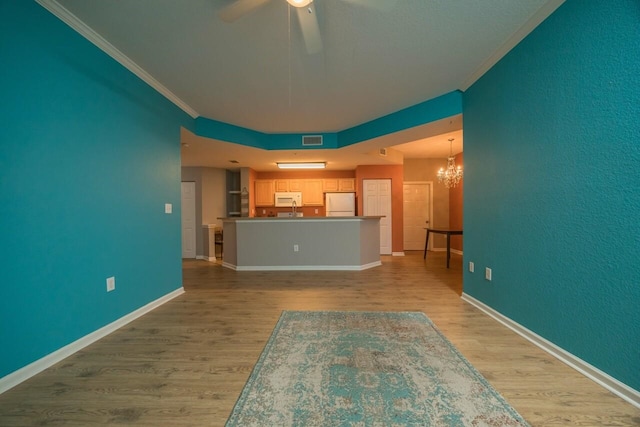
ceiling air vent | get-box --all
[302,135,323,146]
[379,148,387,156]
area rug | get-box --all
[226,311,529,426]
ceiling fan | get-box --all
[218,0,395,55]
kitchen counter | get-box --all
[219,216,382,221]
[220,216,382,271]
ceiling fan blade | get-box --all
[341,0,398,12]
[218,0,271,23]
[295,3,323,54]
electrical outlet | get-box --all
[469,262,474,273]
[106,276,115,292]
[293,244,299,252]
[485,268,492,281]
[314,209,318,214]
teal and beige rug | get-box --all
[226,311,529,426]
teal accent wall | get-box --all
[338,91,462,147]
[0,1,193,377]
[463,0,640,390]
[195,116,267,148]
[195,93,462,150]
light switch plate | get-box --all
[165,203,172,214]
[106,276,115,292]
[485,267,492,281]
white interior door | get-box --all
[363,179,392,255]
[181,181,196,259]
[403,182,432,251]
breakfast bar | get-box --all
[221,216,382,271]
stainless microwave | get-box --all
[274,192,302,207]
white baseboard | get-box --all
[451,249,463,255]
[392,252,405,257]
[196,255,219,262]
[461,293,640,409]
[0,287,185,395]
[223,261,382,271]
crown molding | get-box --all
[35,0,199,119]
[459,0,566,91]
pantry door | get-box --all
[363,179,392,255]
[403,182,432,251]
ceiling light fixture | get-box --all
[286,0,313,7]
[277,162,326,169]
[437,138,463,188]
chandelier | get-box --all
[437,138,463,188]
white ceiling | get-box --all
[48,0,563,170]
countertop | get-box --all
[219,216,383,221]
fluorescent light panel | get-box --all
[277,162,326,169]
[286,0,313,7]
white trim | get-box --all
[391,252,405,257]
[223,261,382,271]
[460,0,566,90]
[196,255,217,261]
[451,249,463,256]
[0,287,185,395]
[35,0,199,119]
[461,293,640,409]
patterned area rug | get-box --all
[226,311,530,426]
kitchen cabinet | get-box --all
[302,179,324,205]
[323,178,355,192]
[288,179,303,192]
[275,179,303,192]
[323,179,339,192]
[274,180,289,192]
[255,180,275,206]
[339,178,355,192]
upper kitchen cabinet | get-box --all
[255,180,275,206]
[275,179,303,192]
[302,179,324,205]
[323,178,355,192]
[339,178,356,192]
[274,180,288,192]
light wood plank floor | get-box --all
[1,252,638,426]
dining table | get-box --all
[423,227,463,268]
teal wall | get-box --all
[463,0,640,390]
[196,92,463,149]
[0,1,192,377]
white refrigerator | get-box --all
[325,192,356,216]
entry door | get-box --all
[363,179,392,255]
[403,182,432,251]
[181,182,196,259]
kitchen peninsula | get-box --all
[221,216,382,271]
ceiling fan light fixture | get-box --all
[286,0,313,8]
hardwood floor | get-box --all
[0,252,638,426]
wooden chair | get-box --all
[214,227,223,259]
